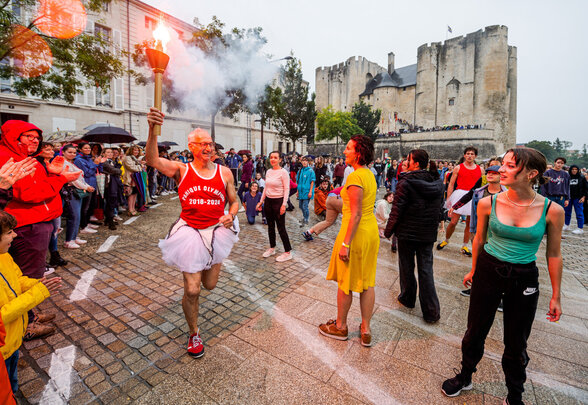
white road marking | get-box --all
[123,216,139,225]
[170,196,179,200]
[69,269,97,301]
[39,345,76,404]
[149,203,162,208]
[96,235,118,253]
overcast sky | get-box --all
[143,0,587,149]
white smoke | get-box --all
[164,29,278,115]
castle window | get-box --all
[449,98,455,106]
[403,87,406,91]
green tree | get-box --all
[351,100,381,141]
[0,0,128,103]
[316,105,363,155]
[271,55,316,149]
[525,140,556,161]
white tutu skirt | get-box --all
[159,217,239,273]
[445,189,472,216]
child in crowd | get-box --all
[243,182,264,225]
[0,211,61,394]
[314,178,332,220]
[255,172,265,192]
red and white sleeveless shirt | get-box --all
[456,163,482,191]
[178,163,226,229]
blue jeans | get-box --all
[391,178,398,193]
[66,195,84,242]
[247,214,256,224]
[299,199,310,222]
[376,175,381,188]
[49,216,61,252]
[547,195,565,208]
[564,198,584,228]
[5,350,18,394]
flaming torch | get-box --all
[145,19,170,136]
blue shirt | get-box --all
[296,166,316,200]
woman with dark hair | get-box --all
[122,145,143,215]
[384,149,444,322]
[319,135,379,347]
[238,153,253,207]
[313,156,327,183]
[62,144,94,249]
[74,142,105,234]
[442,148,564,405]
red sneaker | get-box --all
[187,331,204,358]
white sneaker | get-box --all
[262,248,276,258]
[44,266,55,277]
[90,216,99,222]
[75,238,87,244]
[88,224,100,229]
[161,191,169,195]
[80,227,97,234]
[562,225,570,231]
[64,241,80,249]
[276,252,293,262]
[238,207,245,213]
[572,228,584,235]
[114,215,123,221]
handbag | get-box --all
[74,188,89,199]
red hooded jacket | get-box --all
[0,120,67,227]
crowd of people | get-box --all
[377,123,486,138]
[0,110,585,404]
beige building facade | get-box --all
[315,25,517,156]
[0,0,299,155]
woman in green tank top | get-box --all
[442,148,564,405]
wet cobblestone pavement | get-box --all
[13,192,588,404]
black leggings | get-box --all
[461,249,539,403]
[263,197,291,252]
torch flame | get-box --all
[152,18,170,53]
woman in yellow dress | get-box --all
[319,135,379,347]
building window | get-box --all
[96,85,112,107]
[0,58,13,93]
[278,142,283,154]
[94,24,111,41]
[145,16,157,30]
[449,98,455,106]
[403,87,406,91]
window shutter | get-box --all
[145,83,154,108]
[114,78,124,110]
[86,87,95,106]
[113,30,122,55]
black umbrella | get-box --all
[83,124,136,144]
[215,143,224,150]
[137,141,169,149]
[160,141,179,147]
[305,155,316,159]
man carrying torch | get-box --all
[145,108,239,358]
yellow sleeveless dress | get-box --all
[326,168,379,294]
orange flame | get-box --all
[152,18,170,53]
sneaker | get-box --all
[88,224,99,229]
[262,248,276,258]
[44,266,55,277]
[33,312,56,323]
[460,289,471,297]
[562,224,570,231]
[23,322,56,341]
[64,241,81,249]
[572,228,584,235]
[114,215,123,221]
[436,240,448,250]
[441,369,473,397]
[108,222,117,230]
[302,230,314,241]
[359,326,372,347]
[238,207,245,213]
[187,331,204,358]
[461,246,472,257]
[161,191,169,196]
[80,227,97,234]
[503,398,524,405]
[262,218,267,225]
[318,319,348,341]
[75,238,87,244]
[90,215,99,222]
[49,251,68,267]
[137,207,148,212]
[497,298,504,312]
[276,252,292,262]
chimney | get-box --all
[388,52,395,74]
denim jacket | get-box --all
[470,184,508,234]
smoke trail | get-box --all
[164,29,277,115]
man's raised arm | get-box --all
[145,107,182,178]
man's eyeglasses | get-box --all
[190,142,214,149]
[20,134,40,142]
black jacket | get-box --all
[569,165,587,200]
[384,170,444,243]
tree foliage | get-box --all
[525,140,557,162]
[316,105,363,147]
[270,56,316,147]
[0,0,128,104]
[351,100,381,141]
[525,139,588,167]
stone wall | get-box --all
[308,129,499,161]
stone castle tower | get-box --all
[315,25,517,155]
